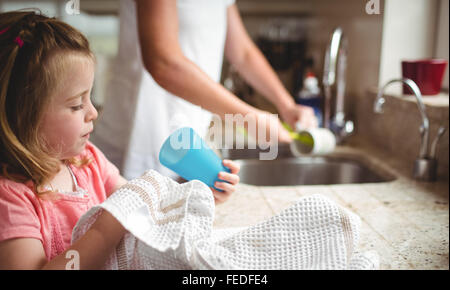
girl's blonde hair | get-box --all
[0,10,93,194]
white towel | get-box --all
[72,170,379,270]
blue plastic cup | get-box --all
[159,127,230,190]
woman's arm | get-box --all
[134,0,293,142]
[0,210,125,270]
[224,5,295,116]
[135,0,257,118]
[224,5,317,129]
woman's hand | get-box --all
[279,104,318,131]
[211,159,240,204]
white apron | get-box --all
[91,0,235,180]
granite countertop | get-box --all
[213,138,449,270]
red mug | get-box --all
[401,59,448,95]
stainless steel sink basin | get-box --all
[219,145,396,186]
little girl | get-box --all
[0,11,240,270]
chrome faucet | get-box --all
[374,78,447,181]
[322,27,354,143]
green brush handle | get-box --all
[282,122,314,146]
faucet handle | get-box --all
[329,116,354,144]
[413,126,446,182]
[339,119,354,143]
[430,126,447,159]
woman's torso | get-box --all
[91,0,234,180]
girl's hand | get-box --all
[211,159,240,204]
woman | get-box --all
[92,0,317,180]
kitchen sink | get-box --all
[219,145,396,186]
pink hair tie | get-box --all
[0,27,24,48]
[14,36,24,48]
[0,27,10,35]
